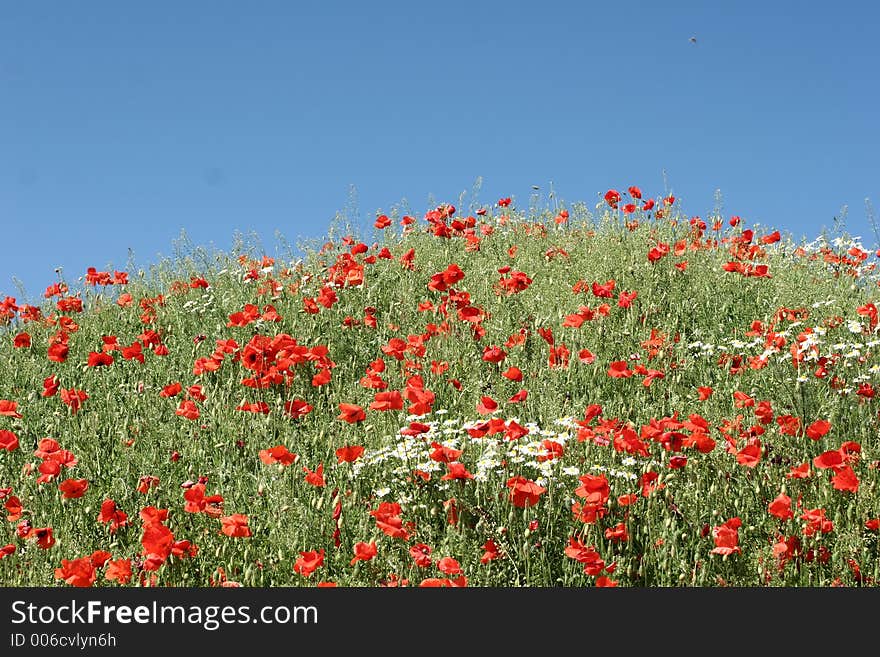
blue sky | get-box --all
[2,0,878,301]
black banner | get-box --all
[0,586,873,652]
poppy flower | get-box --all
[58,478,89,499]
[710,517,742,555]
[574,474,609,506]
[801,508,833,536]
[337,403,366,423]
[284,399,313,419]
[831,465,859,493]
[0,400,22,418]
[0,430,18,452]
[259,445,297,466]
[350,541,378,565]
[137,475,160,494]
[336,445,364,463]
[294,549,324,577]
[105,558,133,584]
[220,514,252,538]
[5,496,22,521]
[768,493,793,520]
[33,527,55,550]
[607,361,632,378]
[160,382,183,398]
[175,399,199,420]
[369,390,403,411]
[476,395,498,415]
[502,366,523,381]
[42,375,60,397]
[59,388,88,414]
[805,420,831,441]
[604,523,629,542]
[54,557,96,588]
[371,502,410,540]
[409,543,432,568]
[482,345,507,363]
[0,544,15,559]
[441,462,474,481]
[437,557,462,575]
[697,386,713,401]
[480,539,502,564]
[87,352,114,367]
[736,440,762,468]
[506,476,546,508]
[303,464,325,487]
[813,450,843,470]
[97,499,128,532]
[564,537,605,575]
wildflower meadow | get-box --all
[2,188,879,588]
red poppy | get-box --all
[604,522,629,542]
[813,450,843,470]
[0,544,15,559]
[97,499,128,532]
[441,462,474,481]
[710,517,742,555]
[105,558,133,584]
[564,537,605,575]
[371,502,410,540]
[137,475,160,494]
[350,541,378,565]
[337,403,366,423]
[58,478,89,499]
[476,395,498,415]
[801,508,833,536]
[303,464,325,487]
[736,440,762,468]
[184,484,224,516]
[506,476,546,508]
[54,557,96,588]
[768,493,793,520]
[160,382,182,398]
[831,465,859,493]
[284,398,313,419]
[0,430,18,452]
[259,445,297,466]
[574,474,610,506]
[220,514,252,538]
[482,345,507,363]
[607,361,632,378]
[604,190,621,209]
[502,366,523,381]
[5,495,22,521]
[0,400,22,418]
[409,543,432,567]
[294,549,325,577]
[805,419,831,441]
[175,399,199,420]
[59,388,88,414]
[437,557,462,575]
[369,390,403,411]
[33,527,55,549]
[480,539,502,564]
[87,351,114,367]
[335,445,364,463]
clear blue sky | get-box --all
[2,0,878,301]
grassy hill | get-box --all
[2,189,879,587]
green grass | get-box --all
[2,194,879,587]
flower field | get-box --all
[2,188,879,587]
